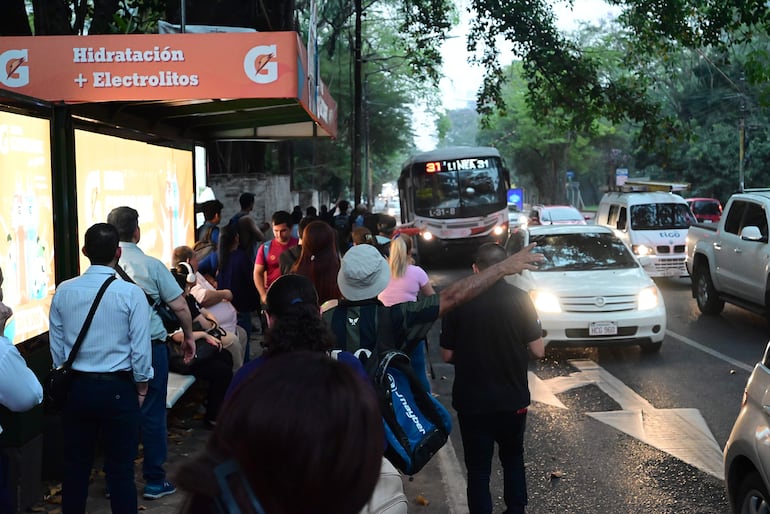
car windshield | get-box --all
[529,232,638,271]
[630,203,694,230]
[691,201,721,215]
[541,207,583,223]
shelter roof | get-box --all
[0,31,337,142]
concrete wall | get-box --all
[205,173,327,226]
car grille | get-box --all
[654,256,687,273]
[565,326,638,338]
[656,245,686,254]
[559,294,637,313]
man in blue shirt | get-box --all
[196,199,223,244]
[0,265,42,513]
[108,207,195,501]
[49,223,155,513]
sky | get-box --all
[413,0,622,150]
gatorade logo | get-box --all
[243,45,278,84]
[0,49,29,88]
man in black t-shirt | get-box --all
[440,243,545,514]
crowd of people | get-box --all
[0,192,546,514]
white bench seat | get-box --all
[166,372,196,408]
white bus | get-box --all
[398,146,509,264]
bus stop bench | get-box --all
[166,372,196,409]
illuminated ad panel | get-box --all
[75,130,194,271]
[0,111,54,345]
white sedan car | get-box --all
[505,225,666,352]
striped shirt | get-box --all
[117,242,184,342]
[49,265,154,383]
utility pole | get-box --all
[739,116,745,193]
[352,0,363,205]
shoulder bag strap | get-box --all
[63,275,117,369]
[115,263,155,308]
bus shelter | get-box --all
[0,30,337,510]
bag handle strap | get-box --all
[63,275,117,369]
[115,263,156,308]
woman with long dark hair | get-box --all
[289,220,341,304]
[216,224,260,359]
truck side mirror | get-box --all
[740,226,763,241]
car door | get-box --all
[715,200,769,302]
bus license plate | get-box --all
[589,321,617,336]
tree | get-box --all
[467,0,770,154]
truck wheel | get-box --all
[693,266,724,315]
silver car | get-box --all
[724,342,770,513]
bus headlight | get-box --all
[637,286,659,310]
[530,290,561,313]
[422,231,434,241]
[632,244,654,256]
[493,225,505,236]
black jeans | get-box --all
[188,350,233,423]
[458,409,528,514]
[62,374,140,514]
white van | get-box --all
[595,190,696,277]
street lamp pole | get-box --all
[352,0,363,205]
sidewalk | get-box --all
[28,322,452,513]
[31,322,268,514]
[31,380,218,513]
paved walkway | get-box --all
[28,325,449,513]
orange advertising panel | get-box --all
[75,130,194,271]
[0,32,302,102]
[0,111,54,345]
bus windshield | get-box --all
[411,158,506,218]
[630,203,695,230]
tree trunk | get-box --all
[90,0,121,34]
[32,0,74,34]
[0,0,32,36]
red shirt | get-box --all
[256,237,299,288]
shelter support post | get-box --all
[50,104,79,283]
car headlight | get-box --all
[530,290,561,313]
[422,231,433,241]
[518,214,528,225]
[632,244,655,256]
[637,286,659,310]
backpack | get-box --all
[258,240,272,262]
[329,303,452,476]
[374,350,452,475]
[334,213,350,231]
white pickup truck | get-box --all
[686,191,770,317]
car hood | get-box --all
[506,267,655,294]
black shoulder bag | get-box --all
[43,275,116,414]
[115,264,180,333]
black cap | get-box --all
[265,274,319,316]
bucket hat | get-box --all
[337,244,390,301]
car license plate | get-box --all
[589,321,617,336]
